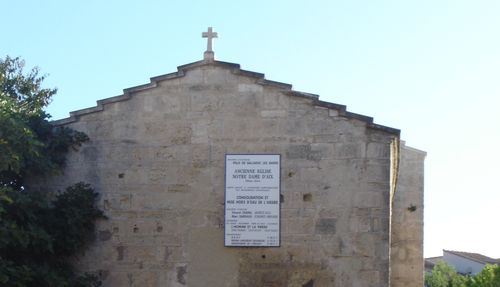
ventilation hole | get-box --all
[303,193,312,202]
[280,194,285,203]
[118,173,124,178]
[302,279,314,287]
[133,225,139,233]
[261,254,266,259]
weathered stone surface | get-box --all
[315,218,337,234]
[391,142,426,287]
[38,60,424,286]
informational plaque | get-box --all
[224,154,280,247]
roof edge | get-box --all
[444,250,498,265]
[314,99,400,136]
[50,59,399,136]
[400,140,427,156]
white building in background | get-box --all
[425,250,500,275]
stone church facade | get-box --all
[38,30,425,287]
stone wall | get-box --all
[390,142,426,287]
[38,60,416,286]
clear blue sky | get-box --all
[3,0,500,258]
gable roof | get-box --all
[51,60,400,136]
[444,250,500,265]
[425,256,444,271]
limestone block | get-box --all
[158,246,186,263]
[337,235,355,257]
[151,145,191,162]
[124,245,158,264]
[167,184,189,193]
[130,192,190,210]
[182,68,204,83]
[186,209,207,229]
[238,83,263,93]
[283,243,314,263]
[81,145,100,162]
[108,146,146,163]
[333,142,366,159]
[363,163,390,183]
[307,117,337,134]
[146,92,183,115]
[136,218,182,237]
[310,143,334,159]
[366,142,390,159]
[315,218,337,234]
[148,234,183,247]
[285,215,315,235]
[260,91,282,109]
[101,272,133,287]
[279,184,303,208]
[313,105,329,115]
[265,92,286,109]
[261,109,287,118]
[349,216,371,233]
[205,67,234,85]
[219,93,260,117]
[288,269,317,287]
[101,193,132,211]
[354,192,388,207]
[318,208,345,218]
[313,237,342,258]
[164,263,188,287]
[375,240,390,261]
[353,233,376,257]
[313,134,342,143]
[186,227,238,286]
[329,109,339,117]
[255,118,281,135]
[359,270,380,285]
[282,118,308,135]
[288,96,314,109]
[191,119,210,144]
[286,145,313,160]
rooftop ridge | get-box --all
[51,60,399,136]
[400,141,427,155]
[444,249,500,264]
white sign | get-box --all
[224,154,280,247]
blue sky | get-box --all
[3,0,500,258]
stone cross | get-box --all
[202,27,218,61]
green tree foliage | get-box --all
[466,264,500,287]
[426,261,500,287]
[426,261,467,287]
[0,56,103,287]
[0,57,88,188]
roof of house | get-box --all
[426,256,444,264]
[444,250,500,265]
[424,256,444,270]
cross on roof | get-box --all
[202,27,218,61]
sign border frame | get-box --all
[224,153,281,247]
